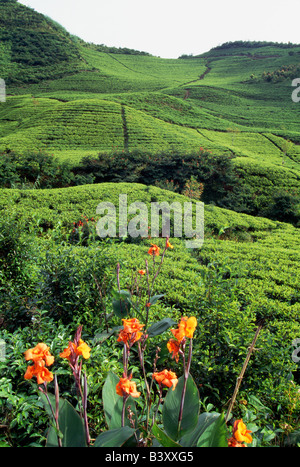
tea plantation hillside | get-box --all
[0,0,300,216]
[1,182,300,446]
[1,0,300,448]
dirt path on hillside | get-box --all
[183,61,212,99]
[199,63,212,80]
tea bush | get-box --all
[37,242,117,326]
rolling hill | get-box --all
[0,0,300,221]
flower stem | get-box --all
[54,376,63,448]
[152,386,163,428]
[138,341,151,433]
[178,338,193,435]
[121,395,129,427]
[39,381,62,447]
[225,323,263,423]
[145,239,168,328]
[83,372,91,446]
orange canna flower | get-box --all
[116,376,140,398]
[117,318,145,347]
[60,339,91,361]
[76,339,91,359]
[167,338,181,362]
[24,343,55,385]
[171,323,186,343]
[24,360,54,385]
[138,269,146,275]
[24,343,54,367]
[153,369,178,390]
[232,419,252,444]
[117,329,143,346]
[59,341,76,361]
[182,316,197,339]
[228,419,252,447]
[148,244,160,256]
[122,318,144,334]
[171,316,197,342]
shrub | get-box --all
[0,150,74,189]
[74,149,238,205]
[37,243,116,326]
[264,190,300,225]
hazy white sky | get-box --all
[18,0,300,58]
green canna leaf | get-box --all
[196,412,228,447]
[102,371,137,429]
[93,426,135,447]
[40,392,86,447]
[147,317,177,337]
[162,374,199,441]
[112,290,132,318]
[152,423,182,447]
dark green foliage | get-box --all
[229,158,300,225]
[217,182,256,215]
[0,211,29,284]
[2,147,297,224]
[181,40,300,59]
[0,150,74,188]
[264,190,300,224]
[75,149,237,204]
[208,40,300,53]
[73,150,300,224]
[84,42,151,56]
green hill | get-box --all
[0,0,84,84]
[0,1,299,224]
[0,0,299,222]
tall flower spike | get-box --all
[60,339,91,362]
[166,240,174,249]
[60,326,91,364]
[182,316,197,338]
[170,316,197,342]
